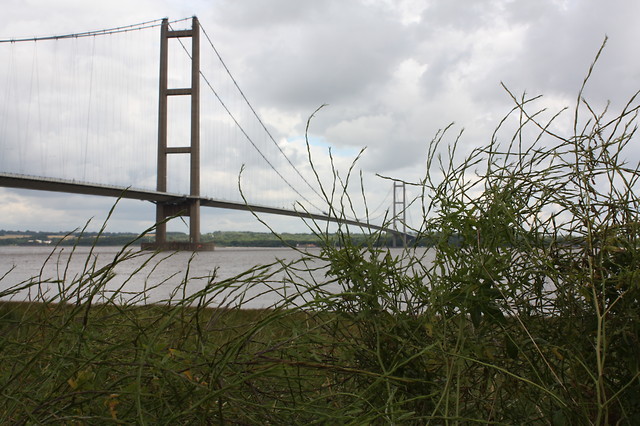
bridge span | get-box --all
[0,172,389,238]
[0,17,410,249]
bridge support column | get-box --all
[190,199,200,243]
[155,204,167,245]
[391,181,407,248]
[143,16,213,251]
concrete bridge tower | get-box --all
[143,17,213,251]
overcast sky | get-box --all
[1,0,639,235]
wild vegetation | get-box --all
[1,48,639,423]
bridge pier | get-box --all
[142,198,214,251]
[391,181,407,248]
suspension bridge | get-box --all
[0,17,407,249]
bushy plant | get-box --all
[294,42,640,423]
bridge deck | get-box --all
[0,172,386,231]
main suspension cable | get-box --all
[199,23,325,202]
[0,17,190,43]
[168,22,324,213]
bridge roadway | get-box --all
[0,172,388,232]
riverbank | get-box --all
[0,227,637,424]
[1,281,636,424]
[1,232,638,424]
[0,229,380,247]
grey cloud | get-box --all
[209,0,412,111]
[3,0,640,233]
[420,0,500,31]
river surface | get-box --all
[0,246,422,308]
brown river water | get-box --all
[0,246,423,308]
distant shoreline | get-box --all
[0,230,335,248]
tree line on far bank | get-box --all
[0,229,425,248]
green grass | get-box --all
[0,301,323,423]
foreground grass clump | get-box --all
[0,300,324,423]
[2,54,640,423]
